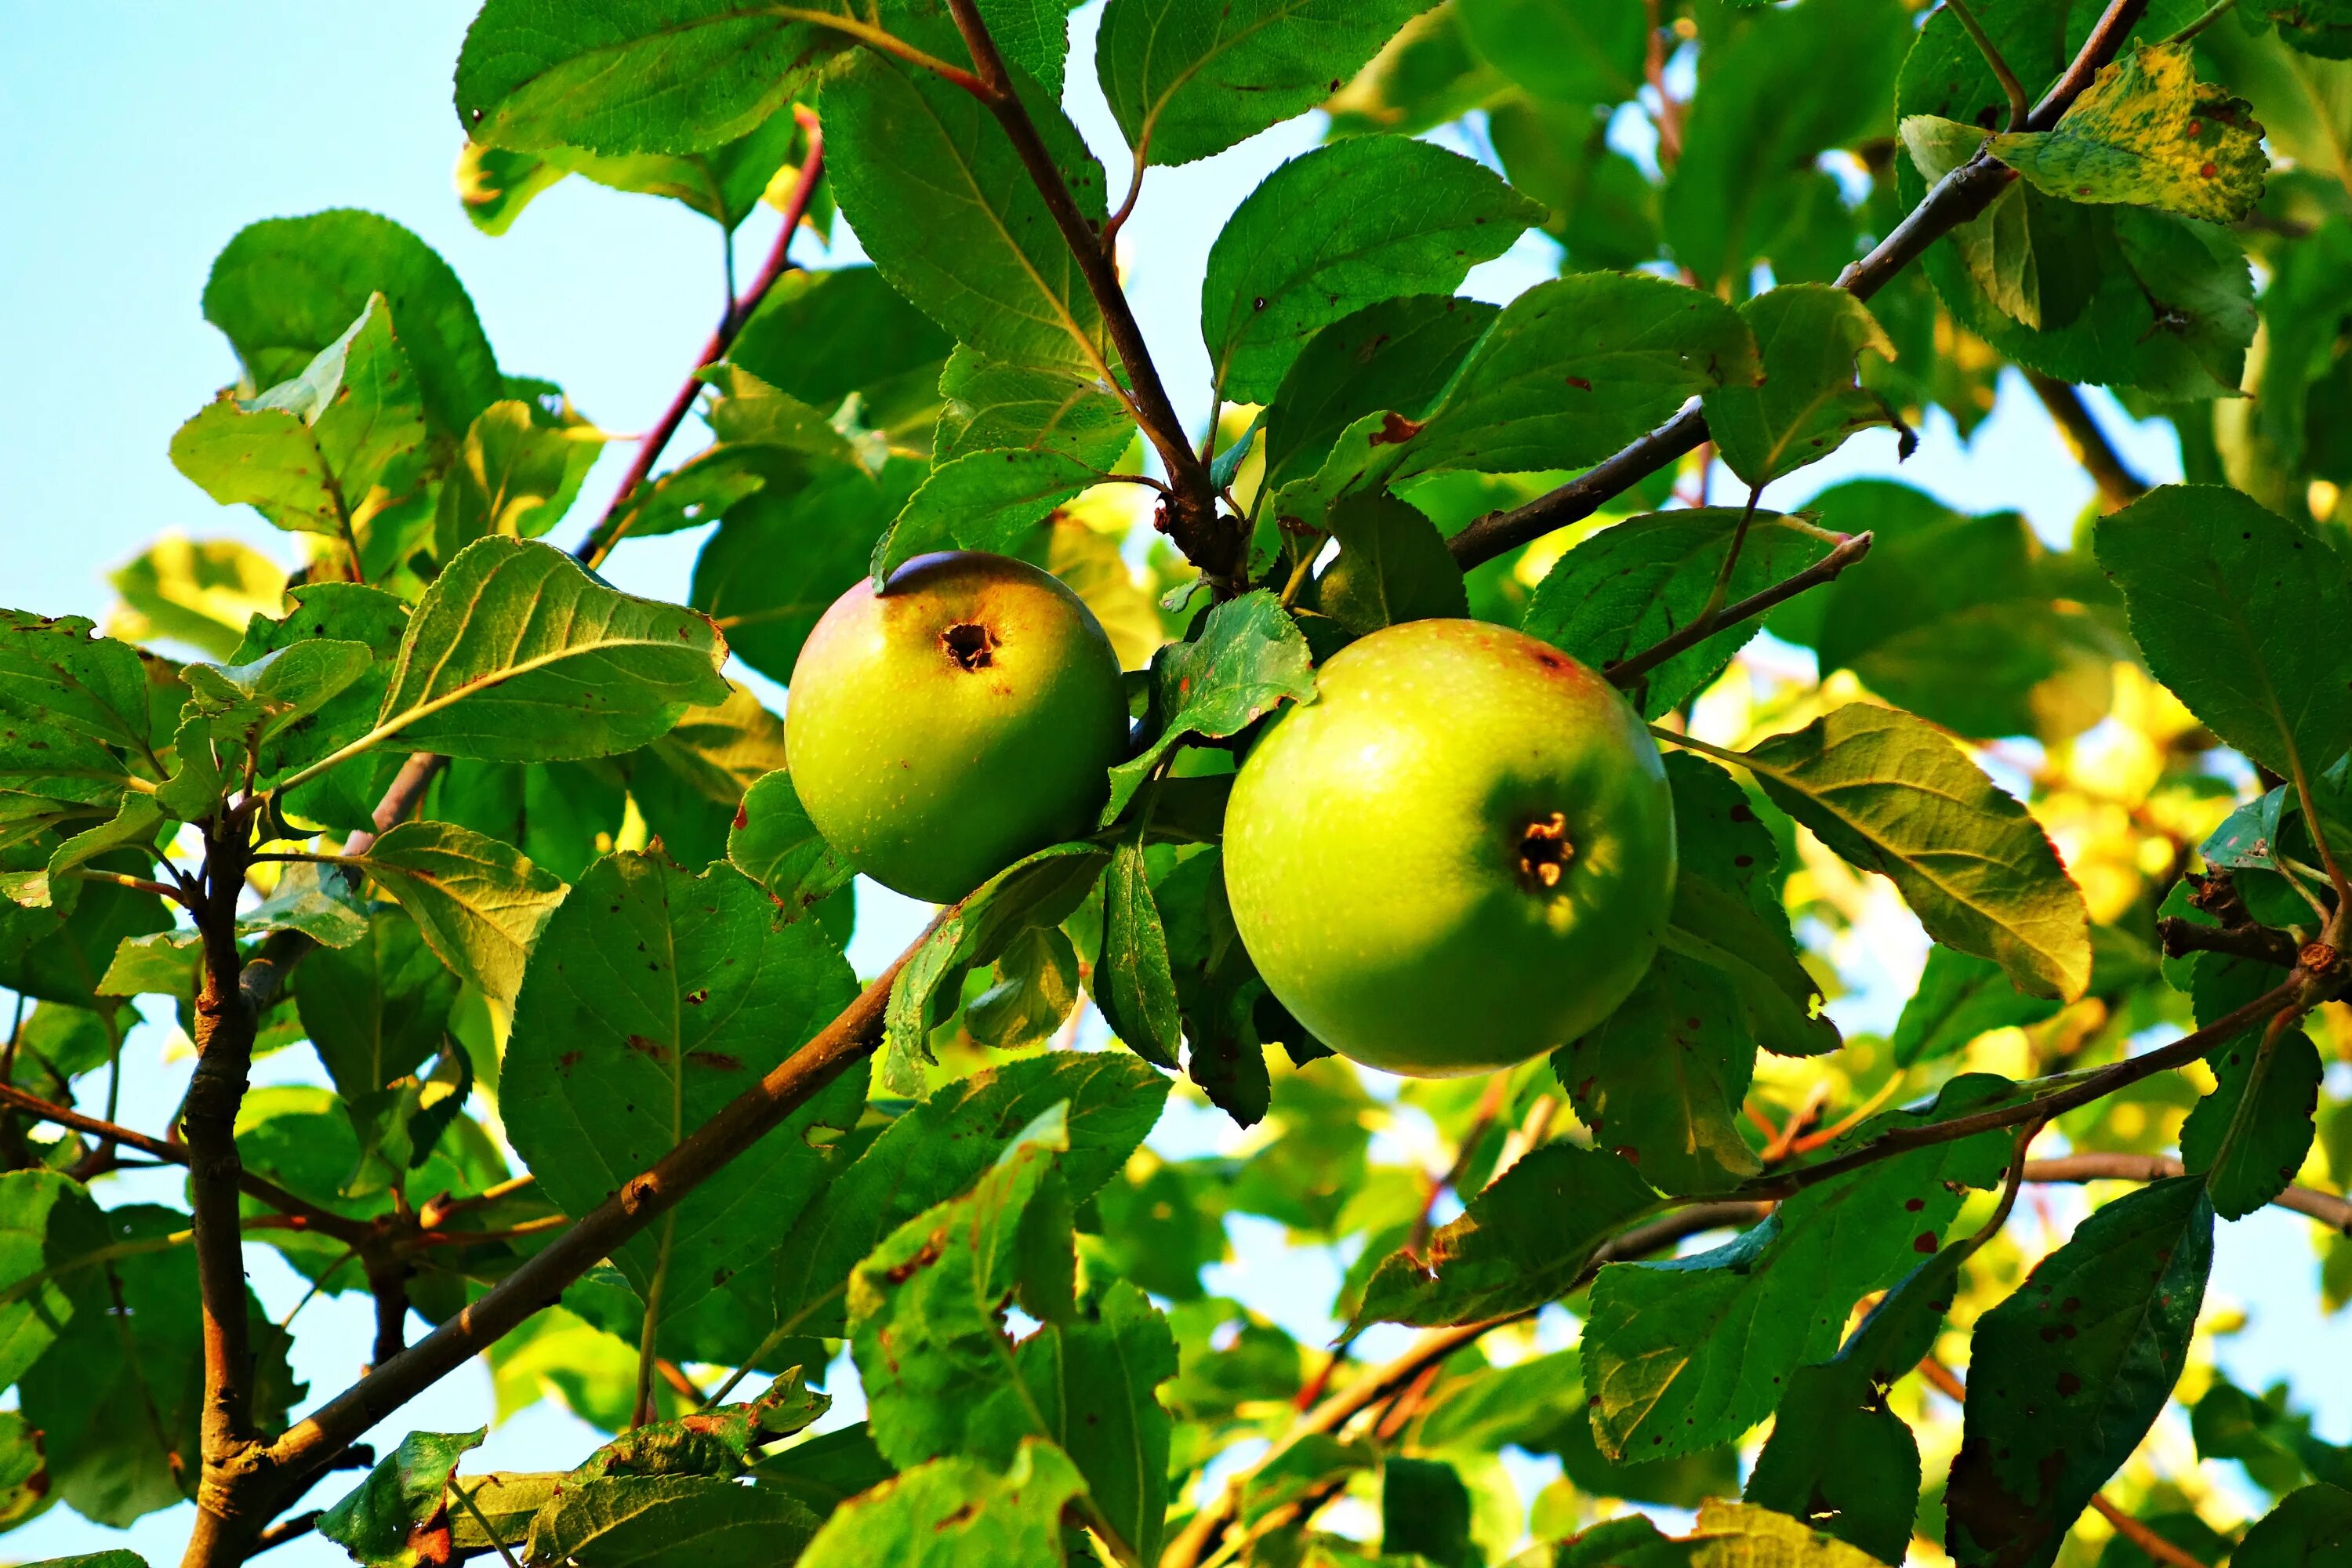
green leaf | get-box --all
[2180,956,2323,1221]
[768,1050,1168,1341]
[1746,1241,1976,1563]
[296,908,463,1101]
[881,843,1109,1093]
[352,820,567,1006]
[107,536,287,661]
[20,1204,299,1527]
[797,1440,1088,1568]
[965,924,1083,1051]
[1094,841,1184,1068]
[700,364,861,470]
[506,853,862,1361]
[1522,509,1835,720]
[1015,1279,1179,1563]
[1945,1178,2215,1568]
[1202,135,1540,402]
[1664,0,1912,289]
[526,1475,823,1568]
[1403,271,1760,478]
[848,1109,1072,1466]
[1812,481,2126,743]
[318,1428,486,1568]
[575,1374,826,1479]
[96,931,202,1003]
[1586,1076,2013,1460]
[0,612,159,760]
[1260,296,1496,498]
[935,347,1135,468]
[0,863,173,1008]
[239,861,370,949]
[1356,1143,1660,1328]
[1724,705,2092,1001]
[1703,285,1904,486]
[1489,98,1664,274]
[1892,946,2061,1068]
[1663,753,1837,1061]
[619,680,791,869]
[822,51,1109,370]
[454,0,842,156]
[1383,1456,1476,1568]
[2092,485,2352,786]
[461,103,815,232]
[230,583,411,831]
[436,397,596,557]
[350,535,729,769]
[1096,0,1436,168]
[1559,946,1764,1196]
[1103,590,1314,825]
[728,768,856,921]
[2236,1486,2352,1568]
[203,210,503,439]
[729,265,956,416]
[1901,116,2045,328]
[1896,7,2256,399]
[1686,1501,1892,1568]
[0,1171,103,1388]
[1987,44,2267,226]
[1314,489,1470,636]
[691,455,922,687]
[170,295,426,560]
[1454,0,1642,103]
[873,450,1105,584]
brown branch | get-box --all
[0,1082,367,1244]
[1446,0,2151,573]
[1160,1200,1771,1568]
[574,108,826,572]
[1606,531,1874,687]
[939,0,1235,588]
[2024,1154,2352,1234]
[2025,371,2149,510]
[2156,914,2299,968]
[186,819,270,1563]
[1734,971,2330,1206]
[249,1512,320,1559]
[236,919,940,1533]
[364,1254,411,1370]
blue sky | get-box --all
[2,3,2343,1563]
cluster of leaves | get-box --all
[8,1,2352,1566]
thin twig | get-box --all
[2161,0,2241,49]
[1943,0,2032,129]
[2024,1155,2352,1234]
[1604,531,1874,688]
[575,110,826,571]
[249,1512,321,1558]
[941,0,1235,588]
[1446,0,2149,572]
[2155,914,2299,967]
[2025,371,2148,510]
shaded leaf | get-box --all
[2180,956,2323,1221]
[318,1428,485,1568]
[506,854,862,1362]
[1356,1142,1660,1328]
[727,768,855,922]
[1892,946,2062,1068]
[2093,485,2352,786]
[873,449,1104,583]
[1405,272,1760,477]
[1260,296,1497,497]
[1946,1178,2215,1568]
[525,1475,822,1568]
[1315,489,1469,636]
[1093,841,1183,1067]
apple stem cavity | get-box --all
[940,620,1000,672]
[1517,812,1574,892]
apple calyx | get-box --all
[1516,812,1574,891]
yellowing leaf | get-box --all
[1989,43,2267,225]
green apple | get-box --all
[785,552,1129,903]
[1222,619,1675,1077]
